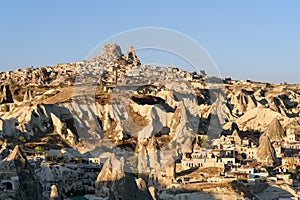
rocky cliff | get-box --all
[0,44,299,160]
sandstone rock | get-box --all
[100,44,122,61]
[224,108,283,132]
[232,130,242,145]
[66,128,77,145]
[149,186,159,200]
[125,46,140,65]
[0,140,9,159]
[256,133,276,166]
[50,113,77,145]
[1,43,300,199]
[0,145,44,200]
[265,118,284,143]
[50,185,59,200]
[95,156,153,199]
[0,85,13,104]
[51,113,66,137]
[23,89,33,101]
[136,178,148,191]
[4,145,26,162]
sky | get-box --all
[0,0,299,83]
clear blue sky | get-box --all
[0,0,299,83]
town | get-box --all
[0,44,300,200]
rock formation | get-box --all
[265,118,285,143]
[232,130,242,145]
[100,43,123,61]
[256,134,276,166]
[50,113,77,145]
[89,43,123,64]
[0,43,300,198]
[23,89,33,102]
[50,185,59,200]
[0,85,13,104]
[0,145,44,200]
[224,107,283,132]
[95,156,153,199]
[0,140,9,159]
[125,46,140,65]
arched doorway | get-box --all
[177,179,183,184]
[4,182,13,190]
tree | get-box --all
[47,154,54,161]
[18,136,26,143]
[289,168,296,174]
[57,153,64,161]
[236,154,243,163]
[35,146,44,154]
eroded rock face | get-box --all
[95,156,153,199]
[223,108,283,132]
[23,89,33,102]
[256,134,276,166]
[125,46,140,65]
[1,44,296,151]
[0,145,44,200]
[50,185,59,200]
[0,118,17,137]
[0,43,300,198]
[265,118,285,143]
[100,44,123,61]
[0,85,13,104]
[0,140,9,159]
[50,113,77,145]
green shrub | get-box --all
[35,146,45,153]
[18,136,26,143]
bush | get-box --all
[289,168,296,174]
[236,154,243,162]
[238,178,248,182]
[46,155,55,161]
[10,84,19,89]
[128,155,137,168]
[34,146,45,153]
[57,153,64,160]
[259,177,267,182]
[18,136,26,143]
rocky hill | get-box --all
[0,43,300,199]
